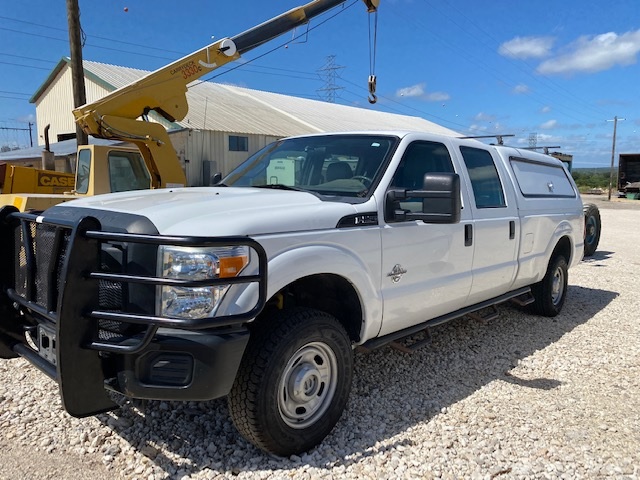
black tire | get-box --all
[228,307,353,456]
[583,203,601,257]
[531,255,568,317]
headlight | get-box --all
[158,246,249,319]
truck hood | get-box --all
[59,187,360,236]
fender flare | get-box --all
[227,244,383,342]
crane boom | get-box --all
[73,0,378,188]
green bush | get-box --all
[571,170,613,189]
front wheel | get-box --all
[531,255,568,317]
[228,308,353,456]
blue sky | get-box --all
[1,0,639,167]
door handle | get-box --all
[509,220,515,239]
[465,224,473,246]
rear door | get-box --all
[457,145,520,304]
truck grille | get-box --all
[12,218,137,341]
[14,222,71,312]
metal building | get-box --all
[30,57,458,186]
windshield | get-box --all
[222,134,398,197]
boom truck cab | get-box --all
[0,144,159,211]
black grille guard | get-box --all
[0,206,267,416]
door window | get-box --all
[460,146,506,208]
[390,141,454,214]
[75,149,92,194]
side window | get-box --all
[391,141,454,190]
[75,148,91,194]
[108,151,151,192]
[460,146,506,208]
[229,135,248,152]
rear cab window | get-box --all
[510,157,576,198]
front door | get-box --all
[379,140,474,336]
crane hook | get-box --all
[368,74,377,104]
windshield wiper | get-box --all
[254,184,306,192]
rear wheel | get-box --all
[583,203,601,257]
[531,255,568,317]
[228,307,353,456]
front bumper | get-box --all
[0,206,267,417]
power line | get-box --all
[0,26,175,61]
[388,4,605,125]
[0,90,31,96]
[193,0,360,86]
[0,52,57,65]
[0,61,50,71]
[337,74,475,133]
[0,15,185,55]
[437,0,612,120]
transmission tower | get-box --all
[528,132,538,148]
[317,55,345,103]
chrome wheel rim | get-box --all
[278,342,338,429]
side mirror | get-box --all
[386,173,461,224]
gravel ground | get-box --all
[1,198,639,480]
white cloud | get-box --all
[540,106,551,113]
[17,114,36,123]
[425,92,450,102]
[474,112,496,122]
[540,119,558,129]
[513,84,530,94]
[537,29,640,75]
[499,36,555,59]
[397,83,425,97]
[396,83,450,102]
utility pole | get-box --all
[606,116,625,201]
[66,0,88,146]
[0,124,33,147]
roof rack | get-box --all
[458,134,514,146]
[522,146,561,154]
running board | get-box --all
[510,291,535,307]
[467,304,499,322]
[389,328,432,353]
[361,286,532,352]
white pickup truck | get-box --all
[0,131,583,455]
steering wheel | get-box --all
[352,175,372,187]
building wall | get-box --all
[182,130,281,186]
[34,66,111,146]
